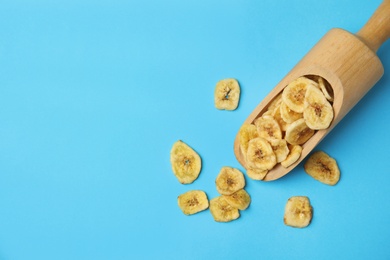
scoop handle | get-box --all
[357,0,390,52]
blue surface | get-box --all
[0,0,389,259]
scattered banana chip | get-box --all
[304,151,340,185]
[281,145,302,168]
[282,77,318,113]
[284,196,313,228]
[223,189,251,210]
[246,167,268,180]
[285,118,315,145]
[214,78,241,110]
[238,124,259,161]
[254,115,282,141]
[215,167,246,195]
[304,85,334,130]
[246,137,277,170]
[178,190,209,215]
[210,196,240,222]
[170,140,202,184]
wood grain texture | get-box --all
[234,1,389,181]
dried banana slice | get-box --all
[304,85,334,130]
[304,151,340,185]
[238,124,259,161]
[246,167,268,180]
[254,115,282,141]
[281,145,303,168]
[246,137,276,170]
[178,190,209,215]
[282,77,318,113]
[215,167,245,195]
[210,196,240,222]
[266,93,283,113]
[214,78,241,110]
[269,139,289,163]
[280,101,303,123]
[272,105,288,132]
[170,140,202,184]
[223,189,251,210]
[284,196,313,228]
[318,77,334,102]
[285,118,315,145]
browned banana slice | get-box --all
[282,76,318,113]
[284,196,313,228]
[178,190,209,215]
[285,118,315,145]
[304,151,340,185]
[214,78,241,110]
[215,167,245,195]
[223,189,251,210]
[281,145,303,168]
[303,85,334,130]
[246,137,277,170]
[254,115,282,141]
[170,140,202,184]
[210,196,240,222]
[269,139,289,163]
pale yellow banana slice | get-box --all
[304,151,340,185]
[282,76,318,113]
[178,190,209,215]
[269,139,289,163]
[214,78,241,110]
[318,77,334,102]
[272,104,288,132]
[246,167,268,180]
[215,167,246,195]
[284,196,313,228]
[170,140,202,184]
[210,196,240,222]
[303,84,334,130]
[223,189,251,210]
[238,124,259,161]
[280,101,303,123]
[254,115,282,141]
[246,137,276,170]
[285,118,315,145]
[281,145,303,168]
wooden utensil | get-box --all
[234,0,390,181]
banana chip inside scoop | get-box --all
[282,77,319,113]
[284,196,313,228]
[304,151,340,185]
[303,85,334,130]
[214,78,241,110]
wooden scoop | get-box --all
[234,0,390,181]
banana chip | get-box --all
[246,167,268,180]
[246,137,277,170]
[269,139,289,163]
[303,85,334,130]
[280,101,303,123]
[223,189,251,210]
[318,77,334,102]
[170,140,202,184]
[178,190,209,215]
[215,167,246,195]
[254,115,282,141]
[281,145,302,168]
[214,78,241,110]
[284,196,313,228]
[282,77,318,113]
[285,118,315,145]
[238,124,259,161]
[304,151,340,185]
[210,196,240,222]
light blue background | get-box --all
[0,0,389,259]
